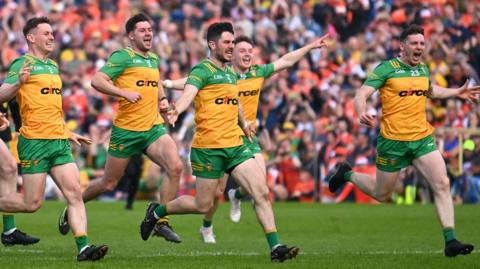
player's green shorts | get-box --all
[190,144,254,179]
[376,134,437,172]
[18,135,75,174]
[242,135,262,154]
[108,124,167,158]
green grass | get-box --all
[0,201,479,268]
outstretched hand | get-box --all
[0,113,10,131]
[308,33,329,50]
[457,79,480,103]
[69,132,93,146]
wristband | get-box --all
[164,80,173,88]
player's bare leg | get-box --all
[58,155,129,235]
[413,151,474,257]
[328,161,399,202]
[146,135,183,243]
[231,158,299,262]
[82,156,131,202]
[201,176,227,243]
[51,164,108,261]
[228,153,266,222]
[0,170,43,246]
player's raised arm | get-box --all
[0,59,33,102]
[429,79,480,102]
[354,85,377,128]
[163,77,188,90]
[272,34,328,73]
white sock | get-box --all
[3,228,17,235]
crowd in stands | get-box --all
[1,0,480,205]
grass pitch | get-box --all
[0,201,478,269]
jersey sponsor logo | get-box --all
[213,74,224,80]
[40,87,62,95]
[215,96,238,105]
[239,89,260,97]
[136,79,158,87]
[33,66,44,71]
[395,69,405,74]
[398,89,428,97]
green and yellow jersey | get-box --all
[4,54,70,139]
[186,59,242,148]
[364,58,433,141]
[237,64,274,129]
[100,47,163,131]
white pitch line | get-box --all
[0,248,44,253]
[136,249,479,258]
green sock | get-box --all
[153,204,168,219]
[203,219,212,228]
[234,189,243,199]
[443,228,456,243]
[345,171,354,181]
[265,231,280,250]
[75,235,89,253]
[3,215,15,233]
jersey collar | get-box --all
[126,47,152,59]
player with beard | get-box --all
[140,22,299,262]
[57,14,183,244]
[328,24,477,257]
[161,34,328,242]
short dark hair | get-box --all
[125,14,151,34]
[23,17,50,37]
[234,36,254,46]
[206,22,234,43]
[400,24,424,41]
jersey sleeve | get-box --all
[3,57,26,84]
[186,65,208,90]
[256,63,275,79]
[99,50,128,80]
[364,62,390,90]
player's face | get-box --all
[130,21,153,52]
[211,31,235,63]
[28,23,55,53]
[400,33,425,66]
[233,41,253,70]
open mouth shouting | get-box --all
[241,56,251,66]
[412,51,423,62]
